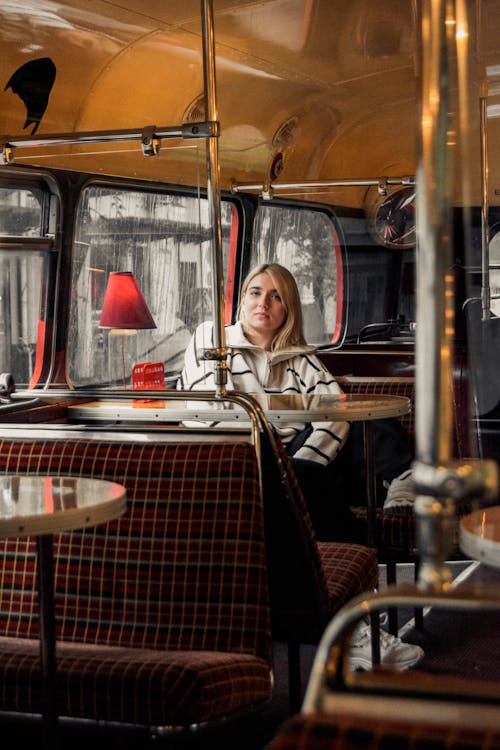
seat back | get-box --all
[270,711,500,750]
[0,439,272,662]
[260,431,338,642]
[335,377,475,560]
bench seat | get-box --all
[0,636,271,726]
[0,439,273,734]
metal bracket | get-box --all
[413,458,498,503]
[377,177,388,196]
[202,347,227,361]
[141,126,160,157]
[201,348,228,393]
[0,144,13,165]
[262,182,274,200]
[181,120,220,138]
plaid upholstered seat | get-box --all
[337,378,472,585]
[261,434,379,711]
[263,436,379,641]
[0,440,273,732]
[351,502,474,560]
[269,712,500,750]
[338,377,418,552]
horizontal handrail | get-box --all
[303,583,500,714]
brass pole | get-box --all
[201,0,227,396]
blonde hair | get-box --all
[238,263,306,350]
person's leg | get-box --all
[290,455,367,543]
[287,447,424,669]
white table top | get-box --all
[68,393,411,424]
[0,475,127,538]
[460,506,500,569]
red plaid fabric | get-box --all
[270,712,500,750]
[0,439,273,726]
[317,542,379,612]
[351,493,474,557]
[338,377,470,561]
[0,635,271,725]
[336,377,415,440]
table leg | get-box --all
[363,423,382,665]
[36,533,58,748]
[363,421,377,549]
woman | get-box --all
[178,262,395,542]
[178,263,357,537]
[178,262,423,670]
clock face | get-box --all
[367,186,416,248]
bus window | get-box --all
[68,186,237,387]
[0,184,55,388]
[250,204,344,346]
[332,213,415,344]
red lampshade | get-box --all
[99,272,156,331]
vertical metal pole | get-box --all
[201,0,227,395]
[480,86,491,321]
[37,534,58,748]
[414,0,456,589]
[363,422,377,549]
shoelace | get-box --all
[378,628,401,649]
[384,470,414,492]
[352,619,401,649]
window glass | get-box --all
[68,186,237,387]
[343,249,393,342]
[334,214,415,344]
[0,183,53,388]
[0,186,45,237]
[250,205,344,345]
[0,250,49,387]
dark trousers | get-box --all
[289,420,413,544]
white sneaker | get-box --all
[383,469,415,513]
[349,621,424,671]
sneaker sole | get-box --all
[349,651,423,671]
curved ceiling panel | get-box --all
[0,0,497,208]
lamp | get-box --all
[99,271,156,388]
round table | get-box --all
[67,392,411,424]
[248,392,411,423]
[0,475,127,747]
[0,475,126,536]
[460,506,500,569]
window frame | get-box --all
[0,170,60,388]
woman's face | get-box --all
[241,272,287,339]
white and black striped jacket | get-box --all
[177,321,349,465]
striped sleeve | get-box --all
[291,353,350,465]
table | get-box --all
[0,475,127,748]
[69,392,410,546]
[460,506,500,569]
[68,392,410,425]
